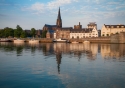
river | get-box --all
[0,42,125,88]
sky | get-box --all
[0,0,125,30]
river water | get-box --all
[0,42,125,88]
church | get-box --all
[43,7,98,39]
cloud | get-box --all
[23,0,78,14]
[31,2,45,12]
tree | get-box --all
[0,29,4,38]
[116,32,119,34]
[14,25,23,38]
[4,27,14,37]
[31,28,36,37]
[20,31,26,38]
[41,30,47,38]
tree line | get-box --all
[0,25,47,38]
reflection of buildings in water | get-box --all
[74,51,81,61]
[53,43,70,54]
[56,51,62,74]
[101,44,110,59]
[101,44,125,59]
[70,43,84,52]
[53,43,98,60]
[84,43,90,51]
[28,43,39,47]
[41,43,53,56]
[98,44,101,53]
[13,42,25,46]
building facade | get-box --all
[70,27,98,39]
[101,24,125,36]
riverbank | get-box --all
[0,32,125,44]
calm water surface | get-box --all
[0,42,125,88]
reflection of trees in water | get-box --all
[0,42,14,52]
[16,46,23,56]
[31,46,36,54]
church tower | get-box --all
[56,7,62,28]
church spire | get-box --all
[56,7,62,28]
[57,7,61,19]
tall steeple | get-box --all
[56,7,62,28]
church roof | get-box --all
[62,27,73,29]
[44,24,57,27]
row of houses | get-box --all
[52,22,98,39]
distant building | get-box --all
[101,24,125,36]
[43,7,62,31]
[74,22,82,29]
[46,30,51,38]
[54,27,72,39]
[36,30,42,37]
[87,22,97,29]
[98,30,101,37]
[70,27,98,39]
[25,29,42,37]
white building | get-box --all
[101,24,125,36]
[70,27,98,38]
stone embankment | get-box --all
[1,32,125,43]
[69,37,110,43]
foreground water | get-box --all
[0,42,125,88]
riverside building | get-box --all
[101,24,125,36]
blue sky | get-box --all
[0,0,125,30]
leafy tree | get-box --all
[14,25,23,38]
[4,27,14,37]
[31,28,36,37]
[116,32,119,34]
[20,31,26,38]
[41,30,47,38]
[0,29,4,38]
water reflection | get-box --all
[0,42,125,88]
[0,42,125,60]
[101,44,125,60]
[53,43,98,60]
[56,51,62,74]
